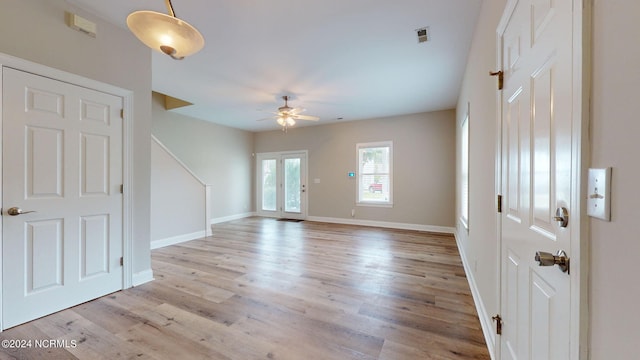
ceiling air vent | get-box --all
[416,27,430,43]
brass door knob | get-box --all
[535,250,570,273]
[6,207,36,216]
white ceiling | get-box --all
[68,0,481,132]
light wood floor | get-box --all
[0,217,490,359]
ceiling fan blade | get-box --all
[293,114,319,121]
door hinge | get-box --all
[120,109,124,118]
[497,194,503,213]
[489,70,504,90]
[119,257,124,266]
[120,184,124,194]
[492,314,503,335]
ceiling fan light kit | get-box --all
[126,0,204,60]
[271,96,319,131]
[277,116,295,126]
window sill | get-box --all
[356,202,393,208]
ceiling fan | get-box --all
[261,96,319,130]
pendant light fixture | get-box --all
[126,0,205,60]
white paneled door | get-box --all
[2,67,123,329]
[498,0,579,359]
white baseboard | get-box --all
[150,213,256,251]
[210,212,255,225]
[132,269,154,287]
[305,216,455,234]
[454,230,496,360]
[150,230,206,250]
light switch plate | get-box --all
[587,168,611,221]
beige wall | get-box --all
[151,92,254,220]
[590,0,640,357]
[457,0,640,358]
[255,111,456,228]
[0,0,152,276]
[455,0,506,353]
[151,139,207,242]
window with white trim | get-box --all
[357,141,392,205]
[460,113,469,228]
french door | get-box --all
[256,151,307,220]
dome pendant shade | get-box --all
[127,10,204,60]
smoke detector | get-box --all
[416,27,430,43]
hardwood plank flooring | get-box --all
[0,217,490,359]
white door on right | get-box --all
[281,153,306,220]
[499,0,576,359]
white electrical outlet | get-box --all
[587,168,611,221]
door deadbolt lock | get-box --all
[535,250,570,273]
[554,207,569,228]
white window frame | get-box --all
[460,111,470,229]
[356,141,393,207]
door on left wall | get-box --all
[2,67,124,329]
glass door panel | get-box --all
[284,157,301,213]
[261,159,277,211]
